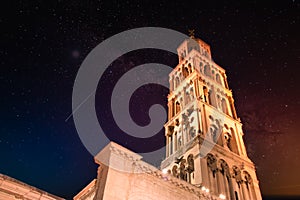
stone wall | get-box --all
[75,142,221,200]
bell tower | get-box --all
[161,36,262,200]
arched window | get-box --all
[232,166,242,200]
[183,66,189,78]
[175,76,180,88]
[221,98,229,115]
[175,101,181,114]
[218,160,233,199]
[203,86,209,103]
[243,171,256,200]
[171,98,175,117]
[208,90,217,107]
[188,63,192,74]
[216,73,222,85]
[204,65,210,77]
[229,128,239,154]
[199,62,203,73]
[228,97,237,119]
[180,53,184,61]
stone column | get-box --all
[196,108,203,134]
[202,104,208,136]
[170,77,173,91]
[228,177,235,200]
[193,78,199,99]
[222,73,229,89]
[168,101,172,120]
[228,97,237,119]
[169,136,172,156]
[216,172,225,196]
[173,133,177,153]
[241,182,250,200]
[200,158,209,188]
[234,124,247,156]
[166,135,169,157]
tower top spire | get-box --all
[188,29,195,39]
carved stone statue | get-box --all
[207,154,218,176]
[232,166,242,184]
[187,107,194,116]
[187,154,194,173]
[189,127,196,139]
[179,159,187,181]
[220,160,230,178]
[244,172,252,184]
[224,133,232,151]
[172,165,178,178]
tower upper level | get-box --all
[177,38,212,62]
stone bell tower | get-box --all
[161,36,262,200]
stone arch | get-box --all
[243,171,256,200]
[182,65,189,78]
[232,166,242,200]
[206,154,218,194]
[221,98,229,115]
[211,70,215,79]
[208,89,217,108]
[188,63,192,74]
[219,159,230,178]
[218,159,234,199]
[187,154,195,183]
[179,159,187,181]
[199,62,203,73]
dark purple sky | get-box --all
[1,1,299,199]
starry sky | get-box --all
[1,1,299,199]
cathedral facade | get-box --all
[74,37,262,200]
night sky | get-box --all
[1,1,299,199]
